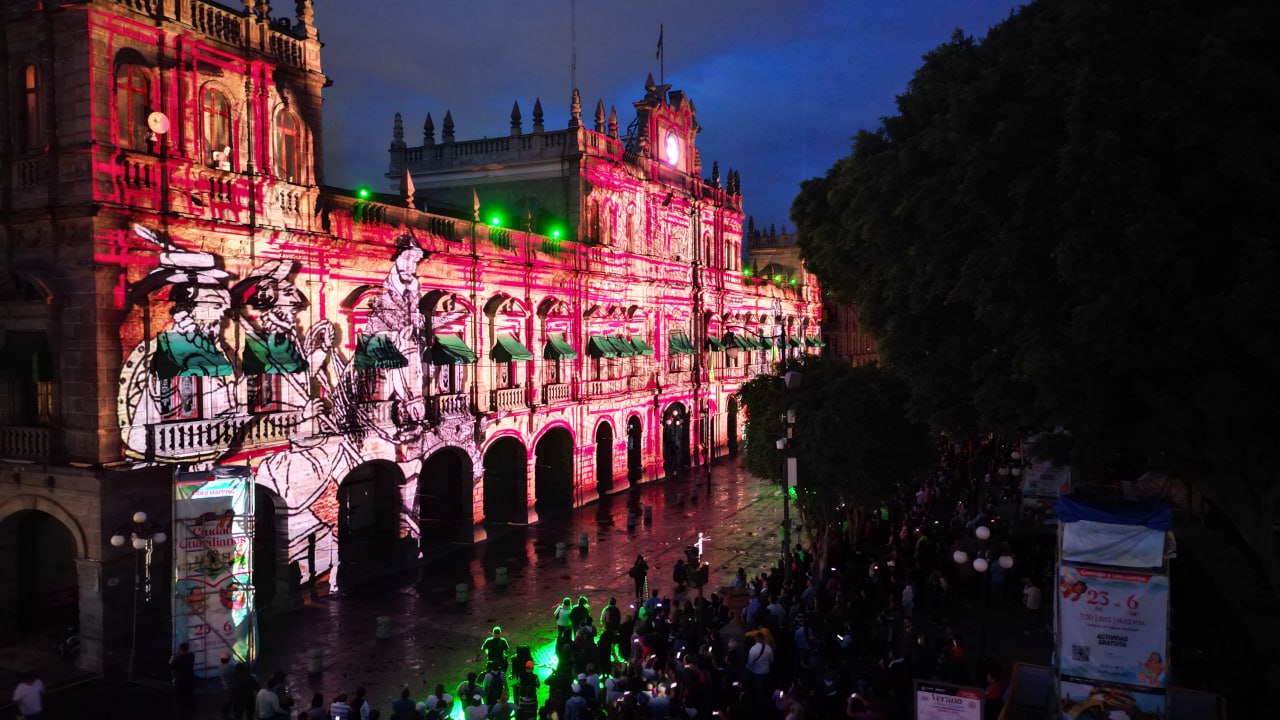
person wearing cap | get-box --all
[424,683,453,718]
[462,690,489,720]
[482,626,511,673]
[563,681,589,720]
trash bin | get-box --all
[555,541,567,559]
[495,566,509,586]
[578,531,589,549]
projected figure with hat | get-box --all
[117,225,239,464]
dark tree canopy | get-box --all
[736,356,931,533]
[792,0,1280,582]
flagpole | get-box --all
[570,0,577,93]
[659,23,664,85]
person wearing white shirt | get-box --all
[12,672,44,720]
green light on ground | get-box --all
[441,624,560,720]
[788,486,797,500]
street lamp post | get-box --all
[952,524,1013,656]
[111,510,168,682]
[778,370,802,585]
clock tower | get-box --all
[632,73,701,183]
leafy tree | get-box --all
[793,0,1280,589]
[736,356,932,551]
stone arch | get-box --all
[593,418,616,496]
[626,413,644,481]
[418,446,474,544]
[661,402,690,477]
[534,425,575,517]
[334,460,405,587]
[0,494,87,559]
[253,483,291,610]
[483,434,528,524]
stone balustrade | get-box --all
[429,392,470,420]
[542,383,572,405]
[0,426,51,462]
[491,387,525,412]
[585,378,628,396]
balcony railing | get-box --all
[149,411,305,458]
[491,387,525,412]
[666,370,692,386]
[627,375,649,392]
[718,366,746,380]
[542,383,572,405]
[0,426,51,462]
[748,363,773,377]
[585,378,628,396]
[429,392,470,421]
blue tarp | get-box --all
[1055,495,1172,531]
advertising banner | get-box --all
[914,681,983,720]
[1058,565,1169,687]
[1059,677,1166,720]
[173,466,256,678]
[1062,520,1166,568]
[1021,461,1071,499]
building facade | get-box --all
[0,0,821,673]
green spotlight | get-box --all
[774,274,782,282]
[789,277,797,285]
[490,215,503,227]
[356,186,371,199]
[743,268,752,277]
[551,229,561,239]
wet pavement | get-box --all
[242,461,785,715]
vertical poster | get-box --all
[1057,565,1169,687]
[173,466,256,678]
[914,681,983,720]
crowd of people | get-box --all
[195,442,1045,720]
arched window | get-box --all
[115,64,151,151]
[202,88,232,169]
[20,64,39,151]
[273,110,303,183]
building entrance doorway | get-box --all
[662,403,690,477]
[419,448,473,544]
[727,398,740,455]
[626,415,643,481]
[336,461,403,587]
[535,427,575,517]
[253,486,290,611]
[483,437,527,524]
[0,509,79,645]
[595,422,614,496]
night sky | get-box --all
[314,0,1024,229]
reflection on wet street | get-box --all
[258,461,784,709]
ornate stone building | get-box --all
[0,0,821,673]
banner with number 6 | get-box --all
[1057,564,1170,687]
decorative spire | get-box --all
[532,98,544,134]
[442,110,455,143]
[423,113,435,146]
[400,168,416,210]
[645,72,656,96]
[747,216,755,236]
[593,99,605,133]
[295,0,313,26]
[510,100,522,137]
[568,89,582,129]
[391,112,405,150]
[711,161,721,189]
[608,106,618,138]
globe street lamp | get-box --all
[953,524,1014,656]
[111,510,167,682]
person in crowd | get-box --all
[171,641,196,718]
[11,670,44,720]
[629,555,649,600]
[483,626,511,673]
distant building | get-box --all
[0,0,822,673]
[744,221,877,366]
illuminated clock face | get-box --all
[664,132,680,165]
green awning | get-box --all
[153,331,234,378]
[607,335,637,356]
[723,332,754,351]
[668,332,693,355]
[786,336,802,348]
[756,336,774,350]
[544,332,577,360]
[243,332,307,374]
[491,332,534,362]
[431,333,477,365]
[705,336,725,351]
[354,333,409,370]
[629,336,655,356]
[587,335,617,358]
[805,335,825,347]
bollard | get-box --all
[627,512,638,529]
[676,492,684,505]
[643,506,653,524]
[455,583,469,603]
[376,615,391,641]
[308,649,324,674]
[495,566,509,586]
[555,541,567,560]
[579,531,589,550]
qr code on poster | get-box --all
[1071,645,1090,662]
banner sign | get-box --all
[914,681,983,720]
[1062,520,1165,568]
[1021,461,1070,499]
[173,466,256,678]
[1058,565,1168,687]
[1059,677,1165,719]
